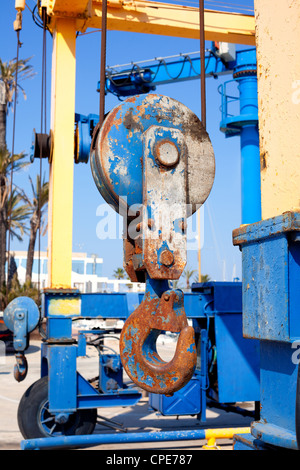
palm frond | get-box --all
[0,57,35,109]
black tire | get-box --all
[18,376,97,439]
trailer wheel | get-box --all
[18,376,97,439]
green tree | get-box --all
[182,267,196,290]
[192,273,211,283]
[170,279,182,289]
[21,175,49,282]
[200,273,211,283]
[0,57,35,151]
[0,276,39,310]
[0,56,34,288]
[0,149,29,285]
[113,267,126,280]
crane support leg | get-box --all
[48,18,76,288]
[254,0,300,218]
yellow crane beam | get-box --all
[48,18,77,289]
[42,0,256,45]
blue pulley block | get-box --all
[4,296,40,351]
[4,297,40,382]
[90,93,215,215]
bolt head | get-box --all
[155,140,179,167]
[160,249,174,267]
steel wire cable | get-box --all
[6,28,22,290]
[37,7,48,296]
[99,0,108,126]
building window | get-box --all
[86,262,102,276]
[32,259,42,274]
[72,260,85,275]
[86,281,92,293]
[43,260,48,274]
[21,259,27,269]
[73,282,84,292]
[97,282,104,292]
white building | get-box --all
[11,251,145,294]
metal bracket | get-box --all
[3,297,40,382]
[142,125,187,279]
[120,277,197,396]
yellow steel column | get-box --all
[48,18,76,288]
[254,0,300,219]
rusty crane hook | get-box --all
[120,280,197,396]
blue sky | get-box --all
[0,0,255,281]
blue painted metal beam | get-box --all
[103,49,233,98]
[21,428,208,450]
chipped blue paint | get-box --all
[120,276,197,395]
[91,94,202,214]
[187,344,196,354]
[157,241,173,268]
[127,325,139,339]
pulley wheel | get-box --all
[90,94,215,215]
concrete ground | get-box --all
[0,335,254,451]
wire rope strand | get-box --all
[6,28,22,289]
[99,0,108,126]
[199,0,206,130]
[37,7,47,295]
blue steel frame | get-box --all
[103,45,234,98]
[148,282,260,419]
[16,48,263,449]
[219,48,261,225]
[76,48,261,225]
[40,282,260,419]
[41,290,143,415]
[233,212,300,450]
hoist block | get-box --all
[91,94,215,281]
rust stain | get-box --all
[123,107,143,132]
[119,289,197,395]
[260,150,267,171]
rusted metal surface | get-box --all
[120,283,197,396]
[99,0,107,126]
[232,210,300,247]
[91,94,215,282]
[91,93,215,215]
[14,353,28,382]
[199,0,206,130]
[233,211,300,342]
[142,124,187,279]
[90,94,213,394]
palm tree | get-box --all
[0,148,29,285]
[0,55,33,286]
[170,279,182,289]
[113,267,126,280]
[7,188,30,240]
[21,175,49,282]
[182,267,196,290]
[0,57,35,151]
[0,275,40,310]
[193,273,211,283]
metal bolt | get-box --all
[55,413,69,424]
[16,311,25,320]
[160,249,174,267]
[155,140,179,167]
[180,219,187,232]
